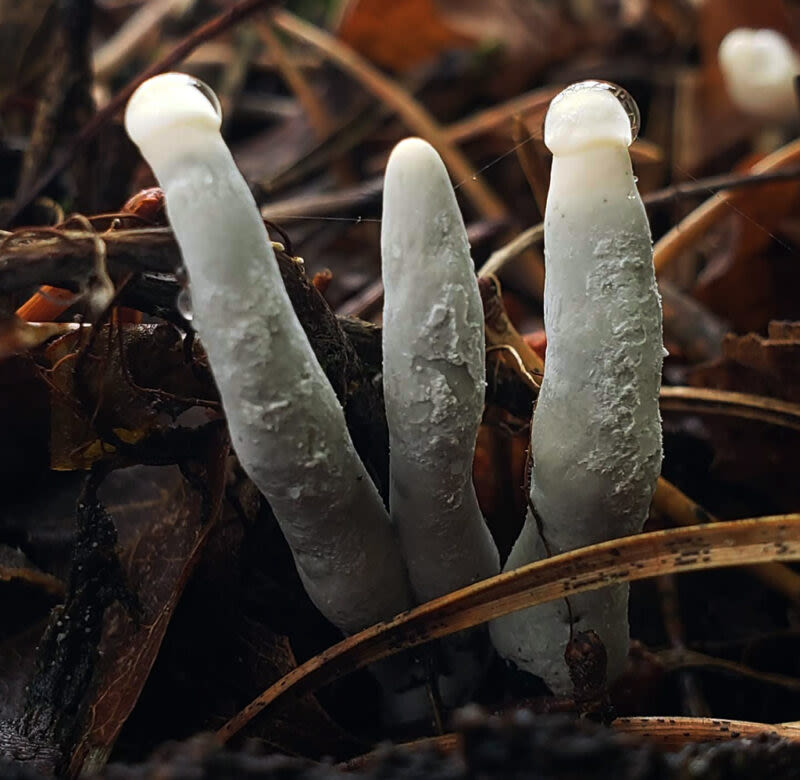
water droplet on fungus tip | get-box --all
[175,265,194,320]
[556,80,641,141]
[186,75,222,120]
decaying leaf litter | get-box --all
[1,0,800,776]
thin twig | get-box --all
[447,87,559,142]
[478,224,544,279]
[645,166,800,208]
[271,9,508,221]
[334,219,505,319]
[477,162,800,279]
[659,386,800,432]
[512,115,549,219]
[657,647,800,693]
[653,138,800,274]
[479,274,544,378]
[257,19,334,138]
[653,477,800,604]
[336,277,383,319]
[446,86,661,165]
[260,177,382,221]
[612,716,800,747]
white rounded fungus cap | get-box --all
[385,137,442,189]
[544,80,638,156]
[125,72,222,152]
[718,28,800,121]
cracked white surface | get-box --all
[381,138,499,605]
[125,73,413,636]
[490,85,663,694]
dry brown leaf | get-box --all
[0,319,77,360]
[336,0,474,72]
[225,617,365,758]
[337,0,576,96]
[46,324,214,471]
[435,0,568,64]
[688,322,800,404]
[685,323,800,511]
[691,177,800,332]
[437,0,579,96]
[69,432,228,774]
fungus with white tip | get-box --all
[381,137,499,708]
[381,138,500,605]
[490,81,663,694]
[719,28,800,123]
[124,72,413,636]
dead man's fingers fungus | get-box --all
[125,73,413,636]
[490,81,663,694]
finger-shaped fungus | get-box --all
[490,81,663,694]
[381,138,499,604]
[719,28,800,123]
[124,73,413,635]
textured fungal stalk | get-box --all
[490,82,663,694]
[381,138,499,604]
[125,73,412,635]
[719,28,800,122]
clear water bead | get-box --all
[185,75,222,120]
[177,287,193,321]
[555,79,641,141]
[175,265,193,321]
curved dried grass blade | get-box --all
[340,714,800,769]
[218,515,800,741]
[659,386,800,431]
[612,716,800,748]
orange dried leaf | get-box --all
[689,322,800,404]
[693,177,800,332]
[337,0,474,72]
